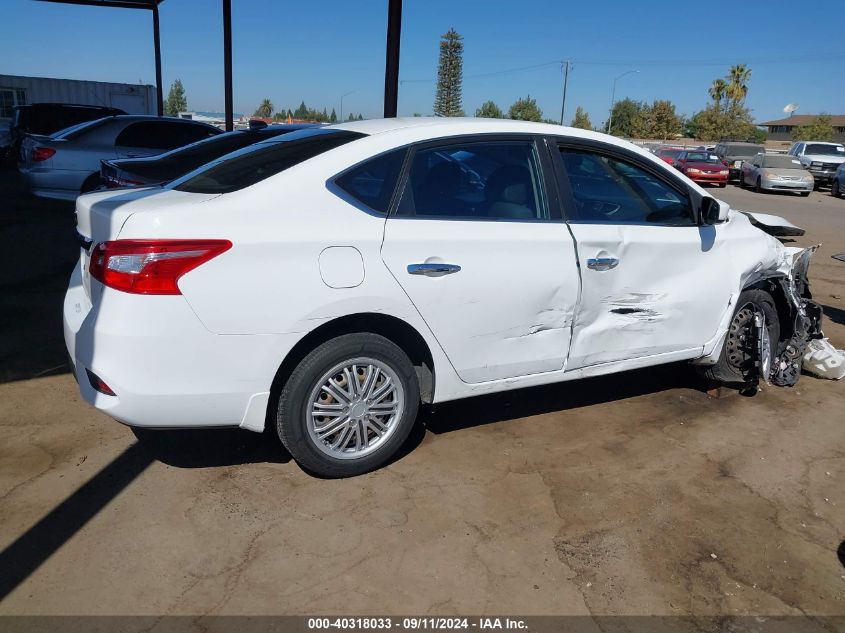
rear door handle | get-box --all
[407,263,461,276]
[586,257,618,271]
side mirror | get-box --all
[701,197,729,225]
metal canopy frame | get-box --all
[33,0,402,128]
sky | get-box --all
[2,0,844,126]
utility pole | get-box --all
[559,60,572,126]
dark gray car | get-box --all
[715,142,765,181]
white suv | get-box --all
[787,141,845,188]
[64,119,822,477]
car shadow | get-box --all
[822,304,845,327]
[132,426,292,468]
[424,361,700,435]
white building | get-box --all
[0,74,157,120]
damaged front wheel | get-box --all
[701,289,780,387]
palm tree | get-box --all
[726,64,751,104]
[254,98,274,118]
[708,79,727,112]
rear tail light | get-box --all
[89,239,232,295]
[105,175,144,188]
[31,147,56,162]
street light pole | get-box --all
[559,60,572,126]
[339,91,355,123]
[607,70,639,135]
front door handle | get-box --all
[407,263,462,277]
[586,257,618,271]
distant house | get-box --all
[759,114,845,142]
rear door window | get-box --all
[116,121,217,150]
[395,139,549,220]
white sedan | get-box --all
[64,118,822,477]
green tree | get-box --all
[644,100,682,139]
[791,115,836,141]
[164,79,187,116]
[330,108,337,123]
[294,100,308,119]
[507,95,543,122]
[708,78,727,113]
[571,106,592,130]
[476,100,503,118]
[254,98,274,118]
[347,112,355,121]
[434,28,464,117]
[726,64,751,105]
[475,100,503,119]
[607,98,647,137]
[357,113,364,120]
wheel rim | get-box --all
[726,302,771,379]
[306,357,405,460]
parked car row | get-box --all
[14,107,322,200]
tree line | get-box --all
[254,99,363,123]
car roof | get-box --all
[330,116,648,149]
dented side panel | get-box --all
[565,222,738,368]
[381,218,580,384]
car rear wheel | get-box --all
[276,333,420,477]
[738,173,745,188]
[800,191,811,198]
[699,289,780,386]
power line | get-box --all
[399,51,845,84]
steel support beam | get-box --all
[383,0,401,118]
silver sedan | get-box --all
[18,115,221,200]
[739,153,813,196]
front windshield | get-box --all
[762,155,804,169]
[685,152,719,163]
[805,143,845,156]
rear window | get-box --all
[334,148,406,214]
[173,128,365,194]
[54,117,111,140]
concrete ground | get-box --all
[1,172,844,617]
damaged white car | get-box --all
[63,119,823,477]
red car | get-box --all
[654,147,684,164]
[672,150,729,187]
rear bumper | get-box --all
[63,262,298,432]
[19,166,88,200]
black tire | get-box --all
[80,173,102,194]
[755,177,765,194]
[718,183,727,188]
[700,289,780,386]
[833,180,841,198]
[800,191,810,198]
[276,333,420,477]
[737,173,745,188]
